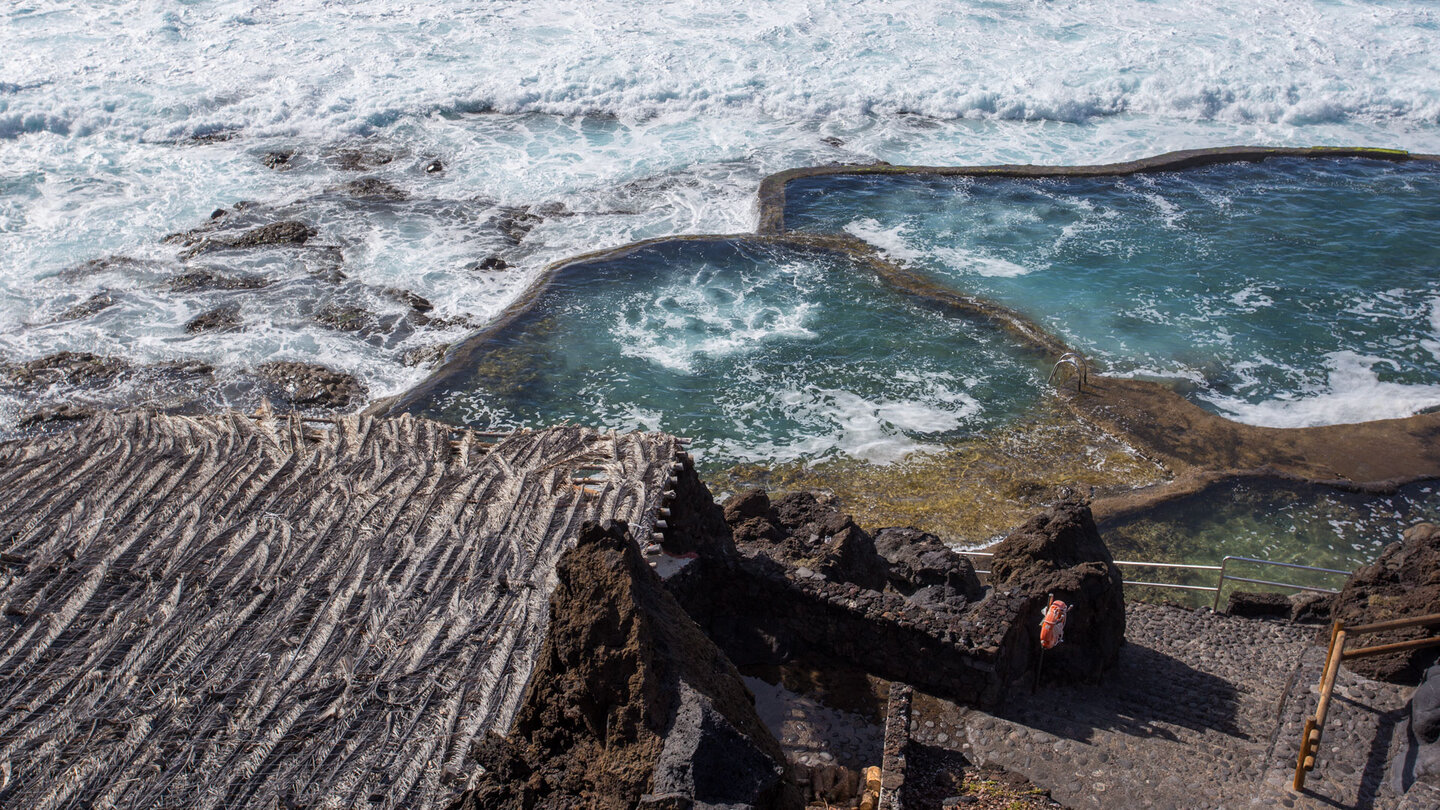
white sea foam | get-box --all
[3,0,1439,439]
[1205,351,1440,428]
[1229,285,1275,312]
[844,219,1031,277]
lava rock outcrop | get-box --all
[987,497,1126,683]
[1334,522,1440,684]
[453,520,796,810]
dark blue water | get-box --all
[785,158,1440,427]
[410,239,1045,466]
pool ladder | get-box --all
[1048,352,1089,391]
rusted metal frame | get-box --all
[1295,622,1347,791]
[1343,636,1440,660]
[1346,612,1440,635]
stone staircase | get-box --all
[908,603,1415,809]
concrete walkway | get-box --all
[908,603,1414,809]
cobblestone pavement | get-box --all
[745,675,885,771]
[908,603,1415,810]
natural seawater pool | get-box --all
[1101,479,1440,604]
[783,157,1440,428]
[407,239,1046,468]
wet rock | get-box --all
[492,207,543,244]
[18,404,96,428]
[58,291,115,321]
[873,527,984,602]
[315,305,380,334]
[185,306,241,334]
[988,498,1125,683]
[333,176,408,201]
[58,255,146,280]
[1,352,130,389]
[1226,590,1291,618]
[1333,522,1440,684]
[400,343,450,368]
[254,361,364,409]
[261,150,295,170]
[152,360,214,377]
[453,520,796,810]
[334,147,394,171]
[184,129,238,144]
[167,269,269,292]
[409,312,479,330]
[423,159,444,174]
[382,288,433,313]
[179,221,317,258]
[469,255,510,272]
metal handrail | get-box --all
[957,551,1349,611]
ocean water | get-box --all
[3,0,1440,451]
[409,239,1044,466]
[784,158,1440,427]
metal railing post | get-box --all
[1212,556,1233,611]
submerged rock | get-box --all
[382,287,433,313]
[333,147,395,171]
[1333,522,1440,684]
[332,176,408,201]
[261,150,295,170]
[167,269,269,292]
[57,255,146,280]
[253,361,364,409]
[988,498,1125,683]
[179,221,317,258]
[1,352,130,389]
[454,520,796,810]
[57,291,115,321]
[400,343,450,368]
[185,306,241,334]
[315,305,380,333]
[1226,590,1292,618]
[469,255,511,272]
[18,404,97,428]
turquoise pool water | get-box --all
[784,158,1440,428]
[408,240,1045,467]
[1103,479,1440,602]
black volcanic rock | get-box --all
[1334,522,1440,684]
[874,527,984,604]
[451,521,796,810]
[254,361,364,409]
[989,498,1125,683]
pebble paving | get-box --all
[745,675,884,771]
[907,603,1416,809]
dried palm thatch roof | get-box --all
[0,411,680,809]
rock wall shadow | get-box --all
[994,642,1243,744]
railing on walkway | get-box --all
[960,552,1350,611]
[1294,613,1440,791]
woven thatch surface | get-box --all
[0,412,678,809]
